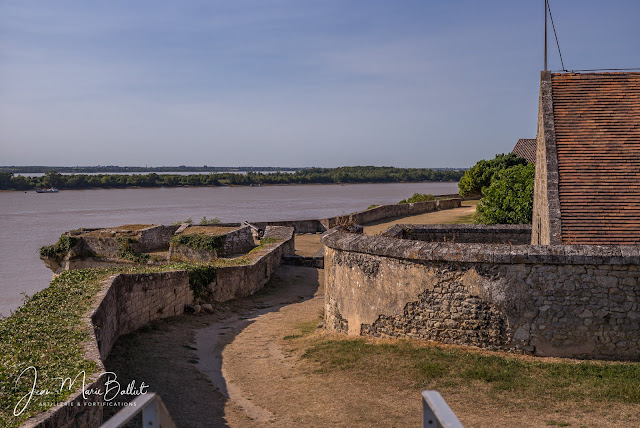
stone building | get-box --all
[512,138,537,163]
[532,71,640,245]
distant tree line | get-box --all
[0,165,302,174]
[0,167,465,191]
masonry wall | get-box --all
[323,230,640,360]
[383,224,532,245]
[321,198,462,229]
[24,227,295,428]
[532,71,562,245]
[207,226,295,301]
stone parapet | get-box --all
[322,229,640,360]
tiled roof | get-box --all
[512,138,537,163]
[551,72,640,244]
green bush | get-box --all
[475,163,535,224]
[116,237,150,263]
[199,216,221,225]
[398,193,435,204]
[172,233,224,253]
[458,153,528,198]
[39,234,80,260]
[185,265,217,298]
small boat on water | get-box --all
[35,188,59,193]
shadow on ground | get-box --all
[104,265,320,428]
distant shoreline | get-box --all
[0,167,465,192]
[0,180,462,193]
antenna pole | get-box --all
[544,0,548,71]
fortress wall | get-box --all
[208,226,295,301]
[137,225,181,251]
[322,230,640,361]
[383,224,532,244]
[248,197,462,234]
[321,198,462,230]
[24,227,295,428]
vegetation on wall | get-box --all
[115,237,150,263]
[0,166,465,191]
[458,153,528,198]
[171,233,224,253]
[475,163,535,225]
[184,265,217,298]
[398,193,436,204]
[39,234,80,261]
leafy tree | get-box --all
[458,153,528,197]
[475,163,535,224]
[43,170,63,188]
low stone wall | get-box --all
[248,197,462,234]
[22,271,194,428]
[169,225,255,261]
[322,229,640,361]
[321,198,462,229]
[207,226,295,301]
[137,225,181,251]
[383,224,532,245]
[79,225,180,259]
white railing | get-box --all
[100,393,177,428]
[422,390,464,428]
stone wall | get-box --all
[24,227,295,427]
[206,226,295,301]
[383,224,532,245]
[248,197,462,234]
[22,271,194,428]
[169,225,256,261]
[532,71,562,245]
[321,198,462,229]
[78,225,180,259]
[322,229,640,360]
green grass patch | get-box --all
[284,320,318,340]
[302,339,640,404]
[0,261,232,426]
[398,193,436,204]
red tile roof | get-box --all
[551,72,640,244]
[512,138,537,163]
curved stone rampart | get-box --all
[322,228,640,361]
[22,227,294,427]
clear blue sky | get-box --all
[1,0,639,168]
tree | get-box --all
[475,163,535,224]
[43,170,63,188]
[458,153,528,197]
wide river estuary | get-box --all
[0,182,458,316]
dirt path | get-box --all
[363,200,479,235]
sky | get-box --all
[1,1,639,168]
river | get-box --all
[0,182,459,316]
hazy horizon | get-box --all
[2,1,639,168]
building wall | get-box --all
[323,229,640,361]
[532,71,562,245]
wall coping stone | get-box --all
[322,229,640,266]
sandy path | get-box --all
[363,200,479,235]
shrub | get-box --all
[475,163,535,224]
[39,234,80,260]
[199,216,221,225]
[171,233,224,253]
[398,193,435,204]
[115,237,150,263]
